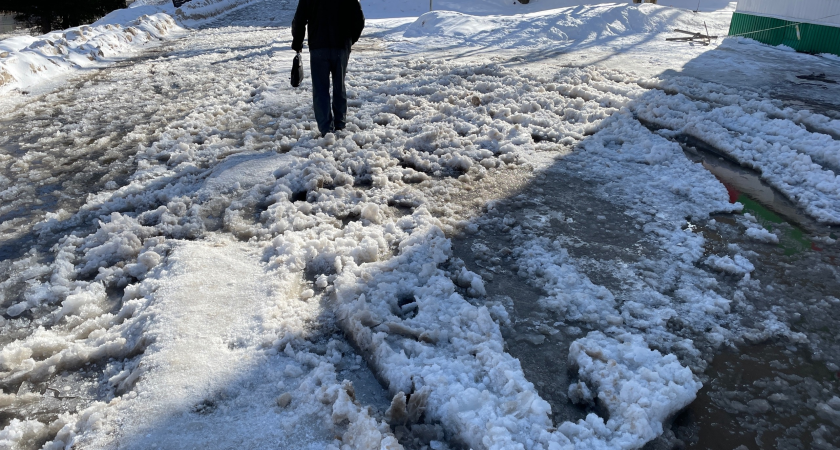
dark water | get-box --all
[448,137,840,449]
[672,140,840,449]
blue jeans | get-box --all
[309,48,350,135]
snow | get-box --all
[744,224,779,244]
[633,79,840,224]
[386,4,840,225]
[333,227,700,450]
[96,0,265,28]
[61,237,397,449]
[2,46,728,447]
[567,331,701,449]
[403,3,728,48]
[0,0,269,95]
[0,14,181,94]
[1,0,840,449]
[705,253,755,277]
[362,0,735,19]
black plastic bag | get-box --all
[291,52,303,88]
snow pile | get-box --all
[95,0,263,28]
[402,3,733,49]
[0,0,269,94]
[0,14,180,93]
[363,0,735,19]
[568,331,701,449]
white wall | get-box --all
[736,0,840,27]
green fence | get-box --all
[728,12,840,56]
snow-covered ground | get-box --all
[363,0,735,19]
[0,14,181,96]
[0,0,275,96]
[1,1,840,449]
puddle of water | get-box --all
[678,343,840,449]
[671,137,840,449]
[735,195,815,256]
[680,140,836,256]
[450,146,840,449]
[639,116,836,246]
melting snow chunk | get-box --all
[705,254,755,277]
[567,331,702,449]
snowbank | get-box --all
[401,2,734,49]
[363,0,735,19]
[0,0,263,94]
[95,0,263,28]
[0,14,180,94]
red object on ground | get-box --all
[723,183,740,204]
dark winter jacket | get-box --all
[291,0,365,53]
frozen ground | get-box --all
[1,1,840,449]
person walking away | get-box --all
[292,0,365,136]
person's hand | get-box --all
[292,44,302,53]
